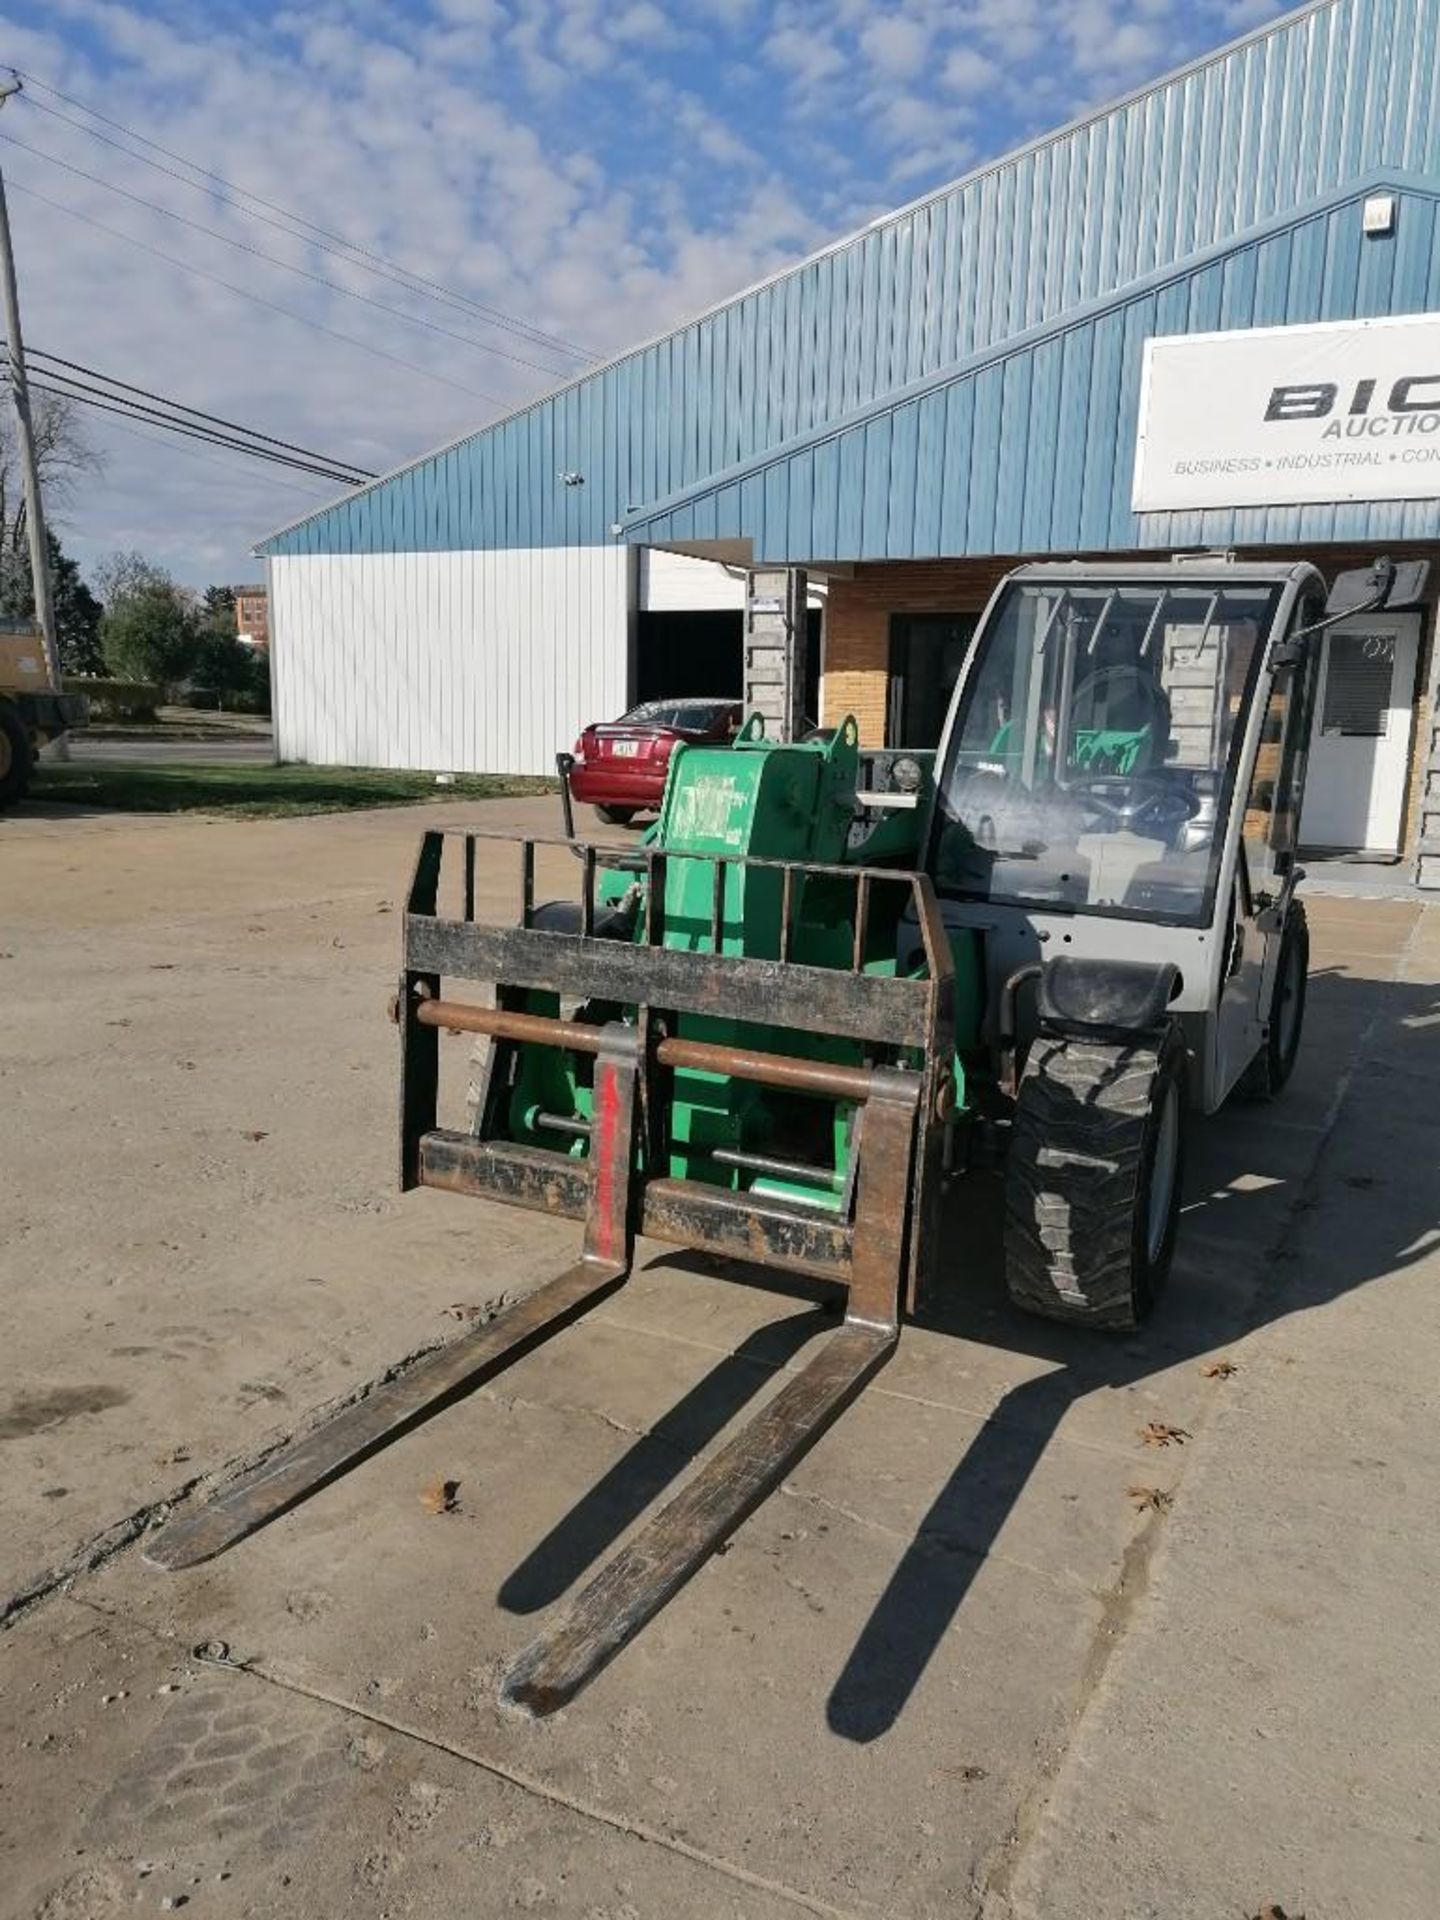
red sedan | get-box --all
[569,697,743,824]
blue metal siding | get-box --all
[261,0,1440,560]
[624,182,1440,561]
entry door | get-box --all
[1299,613,1421,854]
[888,615,977,747]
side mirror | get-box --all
[1325,557,1429,616]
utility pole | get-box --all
[0,75,63,697]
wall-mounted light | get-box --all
[558,469,586,487]
[1363,193,1397,237]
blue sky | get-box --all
[2,0,1291,586]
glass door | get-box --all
[888,614,977,748]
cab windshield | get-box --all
[931,579,1284,926]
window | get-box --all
[930,579,1284,926]
[888,615,977,749]
[1319,631,1395,736]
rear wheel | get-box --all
[0,703,34,808]
[1004,1022,1188,1330]
[594,803,636,827]
[1238,901,1308,1102]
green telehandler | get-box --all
[149,552,1420,1712]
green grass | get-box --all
[31,761,556,819]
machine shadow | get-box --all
[826,962,1439,1741]
[486,962,1436,1738]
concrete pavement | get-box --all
[1,798,1435,1919]
[999,899,1440,1920]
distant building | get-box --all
[234,585,269,649]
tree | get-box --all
[100,561,201,691]
[190,624,255,697]
[202,584,236,624]
[95,550,170,607]
[0,390,102,560]
[0,532,104,673]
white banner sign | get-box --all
[1132,313,1440,512]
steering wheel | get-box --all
[1071,773,1199,838]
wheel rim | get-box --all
[1146,1080,1180,1265]
[1276,938,1303,1062]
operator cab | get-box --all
[930,576,1281,927]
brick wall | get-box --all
[823,544,1437,858]
[822,558,1021,743]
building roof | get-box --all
[257,0,1440,562]
[621,173,1440,561]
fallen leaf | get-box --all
[442,1303,478,1321]
[419,1478,460,1515]
[1250,1905,1304,1920]
[246,924,268,934]
[1202,1360,1239,1379]
[937,1763,988,1783]
[1127,1485,1174,1514]
[242,1130,269,1143]
[376,901,394,914]
[1139,1421,1190,1448]
[150,963,177,971]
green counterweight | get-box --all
[507,714,979,1210]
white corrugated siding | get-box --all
[638,548,829,610]
[268,547,631,775]
[640,549,747,611]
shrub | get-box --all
[64,676,161,723]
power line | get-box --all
[0,124,579,380]
[8,343,376,484]
[28,347,376,476]
[76,404,335,502]
[27,372,369,485]
[11,69,597,363]
[26,374,372,484]
[5,176,512,408]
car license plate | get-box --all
[611,739,640,756]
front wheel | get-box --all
[594,803,636,827]
[0,703,34,809]
[1004,1022,1188,1330]
[1238,901,1308,1102]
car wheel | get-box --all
[594,804,636,826]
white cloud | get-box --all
[610,1,677,43]
[4,0,1287,584]
[858,14,930,79]
[941,45,1001,95]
